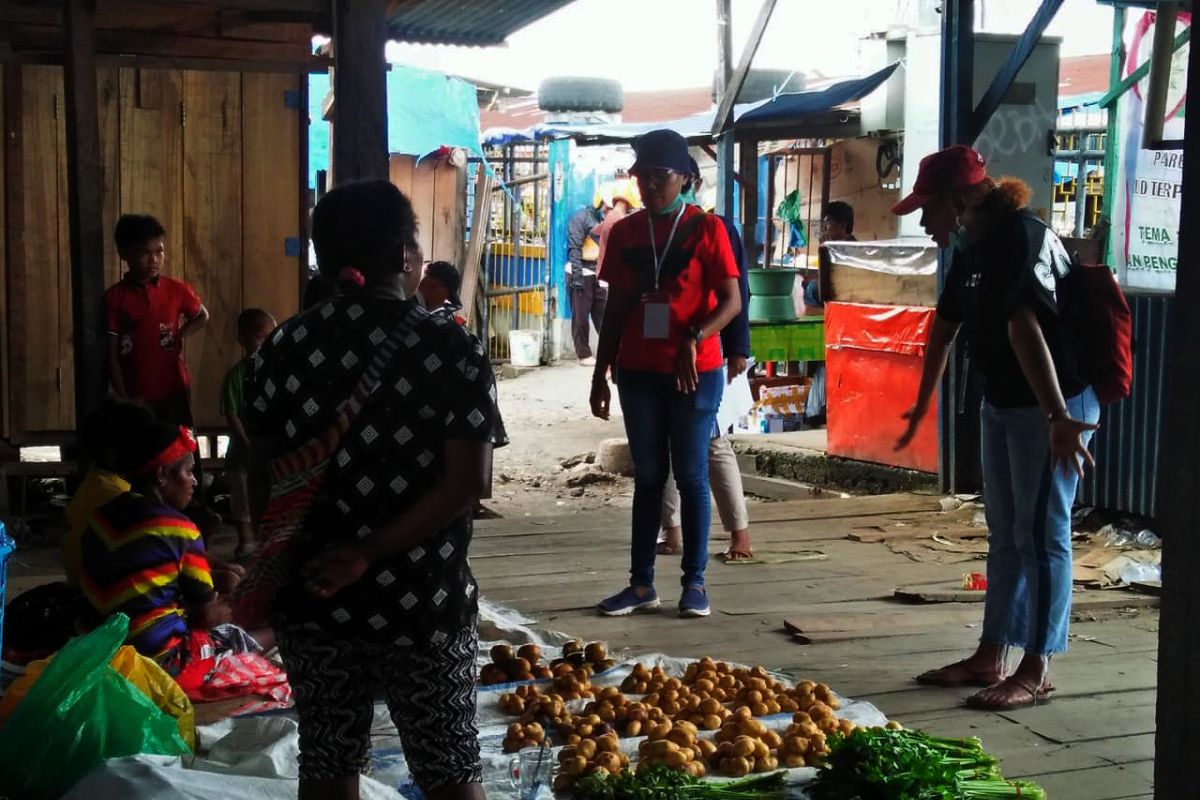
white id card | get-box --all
[643,302,670,340]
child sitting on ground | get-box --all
[78,418,274,684]
[219,308,277,560]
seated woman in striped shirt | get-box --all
[78,419,271,683]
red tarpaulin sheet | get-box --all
[825,302,939,473]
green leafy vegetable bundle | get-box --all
[572,763,787,800]
[809,726,1045,800]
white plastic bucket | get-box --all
[508,329,542,367]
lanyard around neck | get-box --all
[648,203,687,291]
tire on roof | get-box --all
[711,68,805,104]
[538,77,624,113]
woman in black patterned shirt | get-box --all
[246,181,494,800]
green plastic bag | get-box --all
[776,189,808,248]
[0,613,192,799]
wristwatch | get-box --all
[688,325,704,344]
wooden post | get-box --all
[332,0,388,184]
[1154,21,1200,798]
[739,137,759,266]
[62,0,107,432]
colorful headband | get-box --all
[135,425,198,476]
[339,267,366,287]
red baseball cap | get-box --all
[891,145,989,216]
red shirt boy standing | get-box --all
[104,214,209,426]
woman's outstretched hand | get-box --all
[590,374,612,420]
[1050,416,1099,478]
[895,399,930,450]
[675,339,699,393]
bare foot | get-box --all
[657,526,681,555]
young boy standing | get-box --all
[220,308,276,560]
[104,214,209,427]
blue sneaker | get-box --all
[678,585,711,617]
[597,586,660,616]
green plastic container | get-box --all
[748,268,799,296]
[748,295,797,322]
[748,268,798,322]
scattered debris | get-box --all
[560,452,596,470]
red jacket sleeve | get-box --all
[702,216,740,286]
[599,219,631,292]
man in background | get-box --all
[565,198,606,366]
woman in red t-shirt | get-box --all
[589,129,742,618]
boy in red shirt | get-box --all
[104,214,209,427]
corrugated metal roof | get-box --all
[388,0,578,46]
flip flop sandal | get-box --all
[721,549,755,563]
[656,542,679,555]
[964,677,1053,711]
[914,659,1005,688]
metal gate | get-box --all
[479,144,552,361]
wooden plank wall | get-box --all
[182,70,242,428]
[242,72,300,328]
[1,65,304,439]
[0,64,7,439]
[13,66,70,433]
[388,154,465,267]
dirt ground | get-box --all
[487,362,632,517]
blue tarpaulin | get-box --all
[386,64,484,159]
[308,63,484,188]
[482,62,900,146]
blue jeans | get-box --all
[617,369,723,589]
[980,387,1100,655]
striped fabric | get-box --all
[80,492,214,658]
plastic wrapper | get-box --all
[0,643,196,750]
[0,614,192,799]
[822,239,939,276]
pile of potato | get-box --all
[499,686,574,731]
[552,734,628,792]
[480,643,553,685]
[619,662,669,695]
[708,708,782,776]
[493,648,857,779]
[558,640,618,673]
[483,640,618,687]
[502,720,546,753]
[635,719,711,778]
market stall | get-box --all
[820,240,940,472]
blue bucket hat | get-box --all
[631,129,691,176]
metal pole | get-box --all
[938,0,976,494]
[1074,143,1089,237]
[1103,5,1126,268]
[1154,1,1200,789]
[715,0,736,218]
